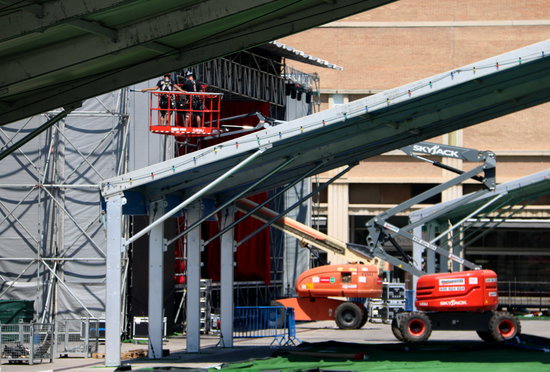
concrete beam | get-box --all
[0,0,134,42]
[0,0,395,124]
[0,0,277,95]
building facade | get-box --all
[281,0,550,282]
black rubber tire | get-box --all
[269,300,286,329]
[391,317,404,341]
[476,330,494,342]
[399,312,432,342]
[356,306,369,329]
[487,311,521,342]
[335,302,363,329]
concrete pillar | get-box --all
[452,233,464,272]
[186,201,201,352]
[105,193,126,367]
[442,131,464,202]
[148,199,165,359]
[327,180,349,243]
[326,97,350,247]
[220,205,235,347]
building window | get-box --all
[349,183,441,205]
[332,94,345,106]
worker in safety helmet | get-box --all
[182,71,203,127]
[141,73,185,125]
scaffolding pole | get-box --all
[0,108,74,162]
[166,155,296,247]
[125,147,268,247]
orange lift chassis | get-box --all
[274,263,383,329]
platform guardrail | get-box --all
[55,318,99,357]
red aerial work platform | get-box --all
[148,90,223,137]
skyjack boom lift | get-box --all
[345,142,519,342]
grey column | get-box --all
[452,232,463,272]
[186,201,201,352]
[220,205,235,347]
[105,193,126,367]
[412,225,424,311]
[437,223,450,273]
[283,180,312,295]
[425,224,436,274]
[148,199,165,359]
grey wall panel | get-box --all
[56,282,106,319]
[282,96,312,294]
[127,79,168,171]
[0,116,49,312]
[0,89,128,320]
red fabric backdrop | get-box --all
[200,101,272,283]
[202,192,271,284]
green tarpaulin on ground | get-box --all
[214,341,550,372]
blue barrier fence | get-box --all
[405,289,414,311]
[233,306,299,345]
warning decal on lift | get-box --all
[439,278,465,286]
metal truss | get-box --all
[416,174,550,273]
[194,52,286,107]
[0,90,130,323]
[192,49,323,111]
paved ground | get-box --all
[1,319,549,371]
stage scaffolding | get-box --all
[0,89,130,323]
[0,54,319,332]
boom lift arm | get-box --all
[348,141,496,277]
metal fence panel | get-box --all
[234,306,298,346]
[285,307,299,346]
[498,281,550,308]
[0,323,54,365]
[55,318,99,357]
